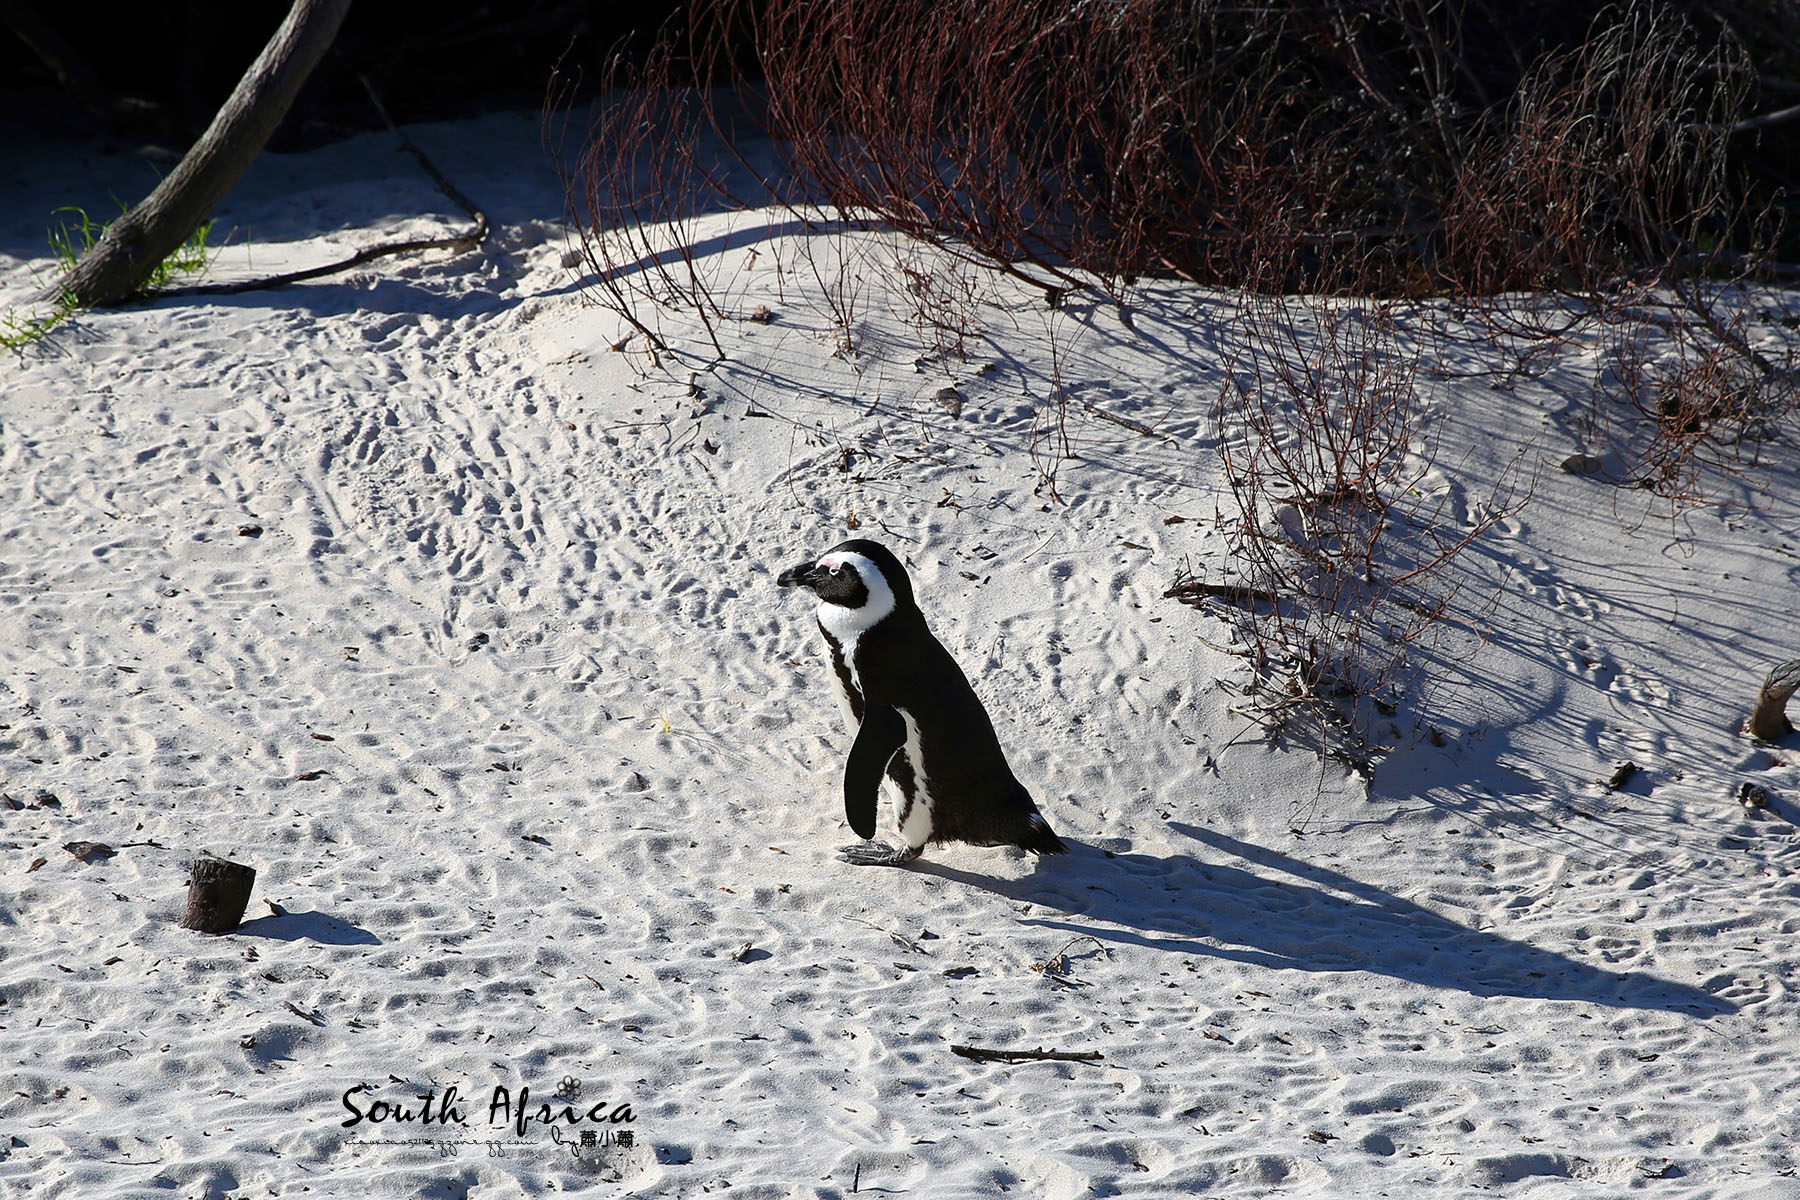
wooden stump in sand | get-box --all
[181,854,257,933]
[1749,660,1800,742]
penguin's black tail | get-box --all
[1018,812,1068,855]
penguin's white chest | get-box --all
[814,589,935,850]
[819,598,884,733]
[827,630,863,733]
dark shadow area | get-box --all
[0,3,687,152]
[914,822,1730,1016]
[235,908,382,945]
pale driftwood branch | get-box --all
[1749,659,1800,741]
[43,0,353,307]
[1080,401,1157,437]
[950,1044,1104,1064]
[1723,102,1800,134]
[157,75,490,300]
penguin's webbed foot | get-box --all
[837,840,922,867]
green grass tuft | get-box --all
[1,206,215,351]
[49,204,216,294]
[0,303,73,351]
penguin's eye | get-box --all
[826,563,841,576]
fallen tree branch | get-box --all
[355,74,489,244]
[950,1044,1104,1064]
[950,1043,1101,1065]
[1721,101,1800,134]
[1164,579,1283,608]
[157,75,489,299]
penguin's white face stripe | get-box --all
[816,552,896,640]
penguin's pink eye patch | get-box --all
[819,556,845,576]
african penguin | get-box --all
[776,538,1067,867]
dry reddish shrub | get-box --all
[556,0,1794,736]
[1191,293,1528,739]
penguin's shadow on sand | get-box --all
[914,822,1730,1016]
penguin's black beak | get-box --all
[777,558,824,590]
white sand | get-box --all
[2,111,1798,1198]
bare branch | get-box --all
[950,1044,1104,1065]
[158,75,489,299]
[44,0,353,307]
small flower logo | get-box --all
[555,1075,582,1101]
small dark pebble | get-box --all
[237,524,263,538]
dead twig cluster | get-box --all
[554,0,1795,743]
[1196,295,1528,734]
[729,0,1794,298]
[551,22,753,362]
[1442,7,1798,507]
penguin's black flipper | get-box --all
[844,702,905,840]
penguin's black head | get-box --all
[777,538,916,621]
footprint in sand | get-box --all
[1548,580,1609,621]
[1559,635,1615,683]
[1558,640,1667,707]
[1609,667,1672,707]
[1703,970,1781,1010]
